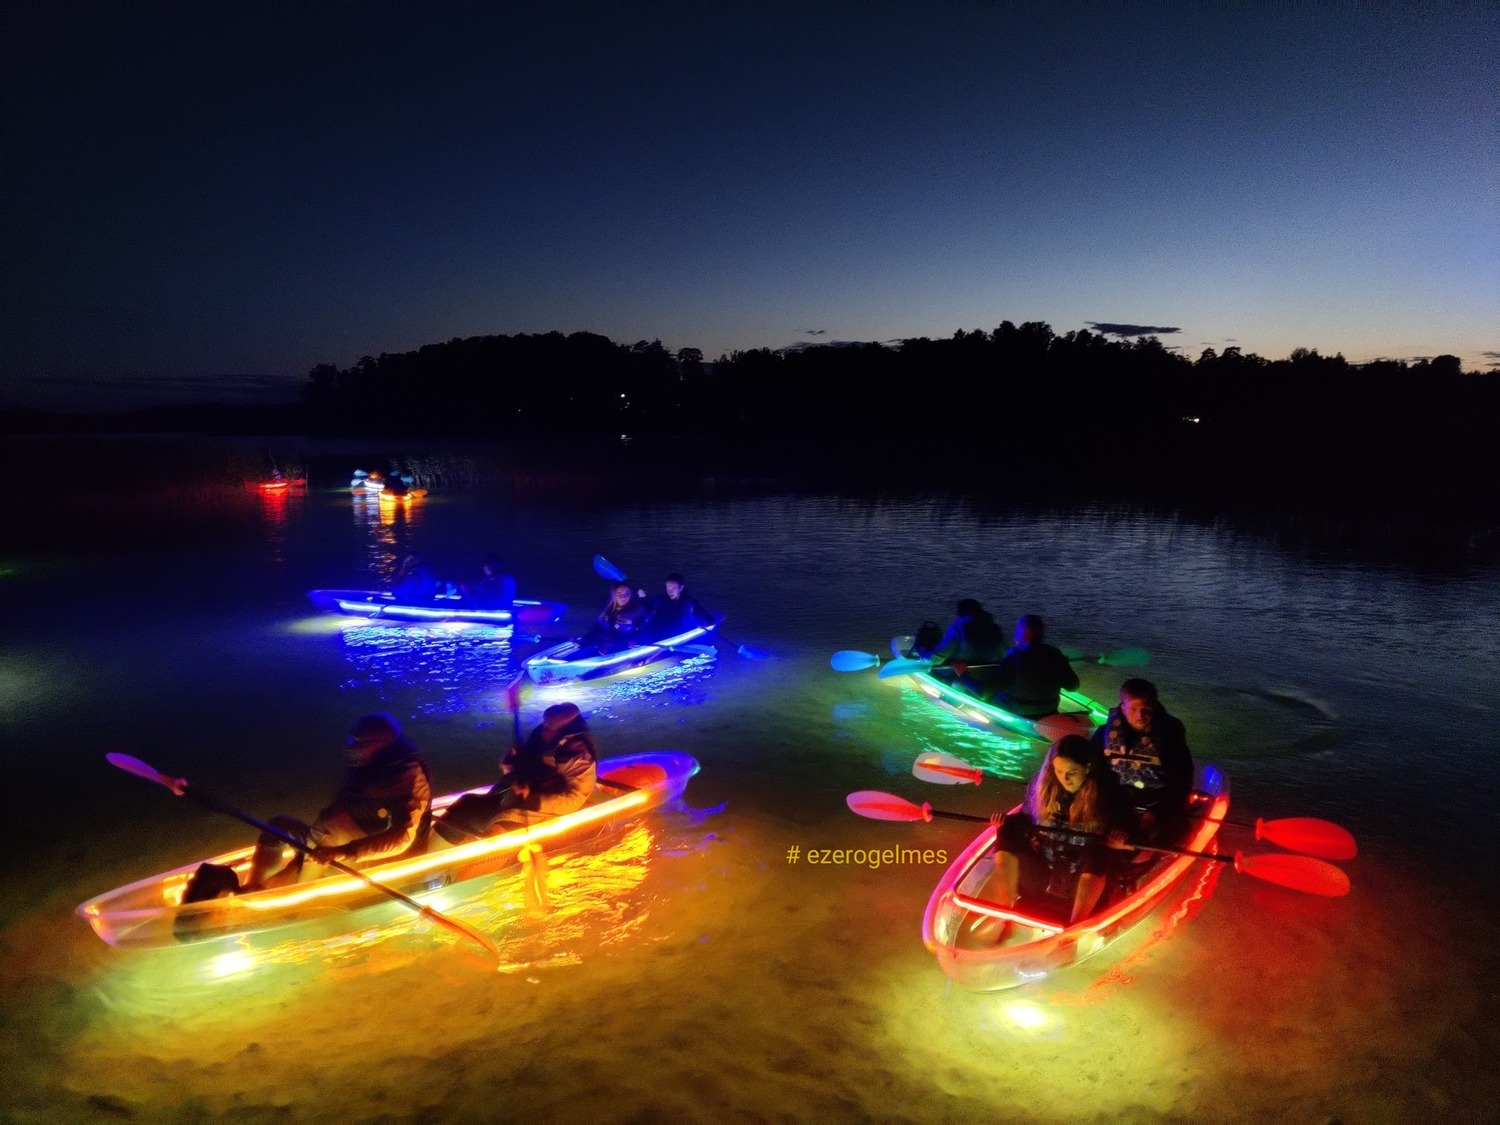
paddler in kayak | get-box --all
[464,552,518,609]
[181,714,434,899]
[645,571,713,639]
[986,734,1135,927]
[983,614,1080,717]
[580,581,651,654]
[434,702,598,843]
[913,598,1006,698]
[1092,678,1194,842]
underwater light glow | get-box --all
[1001,1002,1050,1031]
[206,949,258,979]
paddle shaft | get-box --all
[913,805,1236,865]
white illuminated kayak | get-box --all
[77,752,699,949]
[921,764,1230,991]
[523,616,723,684]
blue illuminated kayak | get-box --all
[523,616,724,684]
[307,589,566,626]
[77,752,700,949]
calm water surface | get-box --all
[2,445,1496,1121]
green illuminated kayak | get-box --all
[885,635,1109,743]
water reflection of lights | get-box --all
[899,691,1036,782]
[999,1001,1050,1032]
[92,821,670,1009]
[335,620,527,715]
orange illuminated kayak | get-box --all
[77,752,699,949]
[920,765,1230,991]
[256,478,307,491]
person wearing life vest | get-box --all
[987,735,1136,927]
[1091,678,1194,842]
[182,714,433,900]
[581,581,651,653]
[434,702,598,842]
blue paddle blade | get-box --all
[877,657,933,679]
[592,555,627,582]
[735,643,770,660]
[830,650,880,672]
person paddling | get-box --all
[181,713,433,900]
[985,734,1135,928]
[1091,678,1194,843]
[435,702,598,843]
[986,614,1081,717]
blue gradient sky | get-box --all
[3,1,1495,410]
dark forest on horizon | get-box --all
[5,322,1497,516]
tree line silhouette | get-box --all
[298,323,1497,511]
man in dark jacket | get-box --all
[1091,678,1194,841]
[988,614,1081,717]
[184,714,433,899]
[435,702,598,843]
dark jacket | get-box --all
[990,642,1081,717]
[1091,706,1194,823]
[319,738,434,863]
[649,591,710,638]
[502,714,599,812]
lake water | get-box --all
[2,438,1496,1121]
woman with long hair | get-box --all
[989,734,1134,926]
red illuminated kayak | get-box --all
[77,752,700,949]
[920,764,1230,991]
[255,478,307,492]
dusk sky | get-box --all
[3,1,1495,411]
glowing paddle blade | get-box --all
[830,650,880,672]
[912,753,983,785]
[1236,853,1351,897]
[877,657,932,680]
[847,791,931,822]
[592,555,627,582]
[106,752,186,795]
[1256,817,1358,862]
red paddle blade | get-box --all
[1236,852,1351,897]
[912,754,983,785]
[1255,817,1358,862]
[847,791,931,822]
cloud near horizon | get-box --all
[1087,322,1182,337]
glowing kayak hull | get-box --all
[307,589,566,625]
[76,752,700,949]
[888,635,1108,742]
[921,764,1229,991]
[523,617,722,684]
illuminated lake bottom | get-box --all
[1,477,1495,1121]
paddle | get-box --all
[591,554,768,659]
[106,753,503,962]
[876,646,1150,681]
[846,790,1350,897]
[830,650,884,672]
[909,751,1357,861]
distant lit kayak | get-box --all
[307,588,566,625]
[922,764,1230,991]
[256,478,307,492]
[77,752,700,949]
[524,616,723,684]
